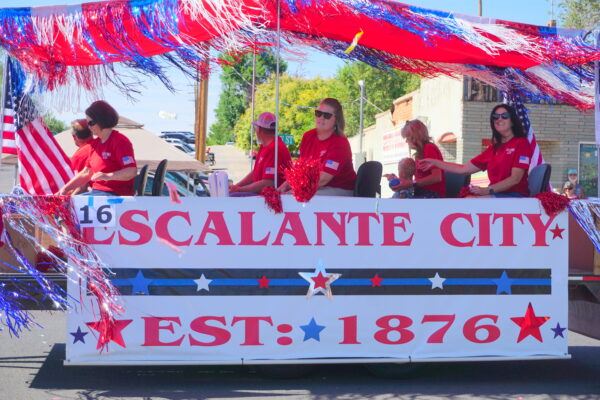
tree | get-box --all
[234,74,341,153]
[43,113,67,134]
[558,0,600,31]
[332,62,420,137]
[208,51,287,145]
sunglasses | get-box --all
[87,120,97,127]
[314,110,333,120]
[492,112,510,120]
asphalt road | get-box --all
[209,144,252,185]
[1,311,599,400]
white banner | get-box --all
[66,197,569,365]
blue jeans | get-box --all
[492,192,526,198]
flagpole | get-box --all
[0,53,9,168]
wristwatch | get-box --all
[488,187,495,195]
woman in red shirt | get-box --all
[387,119,446,198]
[279,98,356,196]
[58,101,137,196]
[419,104,531,197]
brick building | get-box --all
[349,75,596,197]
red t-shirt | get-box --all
[86,130,137,195]
[252,136,292,184]
[470,136,531,196]
[415,142,446,197]
[71,142,92,173]
[299,129,356,190]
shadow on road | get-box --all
[27,344,600,398]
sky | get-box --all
[1,0,557,135]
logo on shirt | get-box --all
[320,150,327,157]
[122,156,134,165]
[102,152,111,159]
[265,167,274,175]
[325,160,339,170]
[519,155,530,164]
[505,148,515,155]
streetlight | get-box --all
[358,80,365,158]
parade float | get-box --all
[0,0,598,366]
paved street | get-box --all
[209,144,252,185]
[1,311,599,400]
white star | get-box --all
[298,260,341,299]
[429,272,446,290]
[194,274,212,292]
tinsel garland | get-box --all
[284,158,321,203]
[260,186,283,214]
[568,199,600,253]
[534,191,571,217]
[0,195,124,350]
[0,282,35,337]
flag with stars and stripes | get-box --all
[504,92,545,173]
[1,56,73,194]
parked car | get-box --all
[164,138,195,156]
[144,171,209,197]
[160,131,195,144]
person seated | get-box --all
[561,182,578,199]
[230,112,292,196]
[278,98,356,196]
[564,169,585,199]
[58,101,137,196]
[384,157,416,198]
[69,119,94,194]
[419,104,531,198]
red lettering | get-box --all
[239,212,270,245]
[382,213,414,246]
[272,213,310,246]
[231,316,273,345]
[189,316,231,346]
[118,210,152,245]
[315,212,347,246]
[440,213,475,247]
[348,213,380,246]
[476,213,492,246]
[82,227,115,245]
[493,213,523,247]
[195,212,235,245]
[142,316,184,346]
[155,211,192,246]
[525,213,556,247]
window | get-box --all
[579,143,598,197]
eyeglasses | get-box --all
[492,112,510,121]
[314,110,333,120]
[87,120,97,127]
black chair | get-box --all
[528,163,551,196]
[445,172,471,198]
[354,161,383,198]
[151,159,168,196]
[133,164,149,196]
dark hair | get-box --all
[320,98,345,136]
[71,119,92,140]
[85,100,119,129]
[490,104,525,148]
[390,102,396,116]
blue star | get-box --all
[300,318,326,342]
[493,271,513,295]
[129,270,153,295]
[70,326,88,344]
[551,322,566,338]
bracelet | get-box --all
[488,187,495,195]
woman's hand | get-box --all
[278,181,291,194]
[417,158,437,171]
[469,186,490,196]
[229,184,240,193]
[383,173,398,181]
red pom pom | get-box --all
[457,187,472,198]
[284,158,321,203]
[534,191,570,217]
[260,186,283,214]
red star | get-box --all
[86,318,133,349]
[312,272,329,289]
[370,273,383,287]
[550,224,565,239]
[510,302,549,343]
[258,275,270,288]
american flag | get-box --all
[504,92,545,173]
[1,56,73,194]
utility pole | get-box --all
[478,0,482,16]
[194,66,209,164]
[358,80,365,161]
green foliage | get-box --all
[208,51,288,145]
[558,0,600,30]
[333,62,420,137]
[234,74,341,153]
[43,114,68,134]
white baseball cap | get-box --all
[252,112,277,130]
